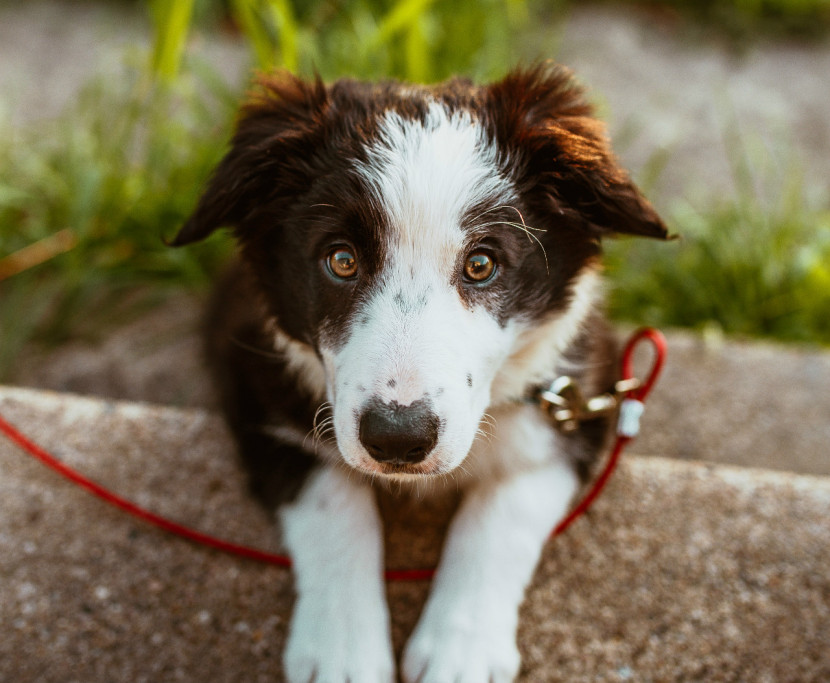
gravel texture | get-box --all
[2,385,829,682]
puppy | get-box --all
[172,64,668,683]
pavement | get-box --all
[1,385,829,683]
[12,297,830,478]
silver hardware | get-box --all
[537,376,642,434]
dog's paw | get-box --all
[282,599,395,683]
[401,617,520,683]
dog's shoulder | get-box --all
[204,260,324,507]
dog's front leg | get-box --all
[280,466,394,683]
[402,458,579,683]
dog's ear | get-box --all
[488,64,671,240]
[169,72,329,247]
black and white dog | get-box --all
[172,64,668,683]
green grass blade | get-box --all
[369,0,438,50]
[231,0,278,69]
[404,16,431,82]
[265,0,299,72]
[149,0,197,82]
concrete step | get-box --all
[633,329,830,476]
[1,385,829,682]
[13,295,830,479]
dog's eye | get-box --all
[463,250,496,283]
[327,247,358,280]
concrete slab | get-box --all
[632,329,830,476]
[2,385,828,682]
[14,302,830,478]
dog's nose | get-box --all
[359,398,440,465]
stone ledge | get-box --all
[1,385,828,682]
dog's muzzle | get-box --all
[358,398,440,465]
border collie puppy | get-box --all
[172,64,668,683]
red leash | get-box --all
[551,327,666,538]
[0,328,665,583]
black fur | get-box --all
[203,262,319,507]
[174,64,669,506]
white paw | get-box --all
[402,615,520,683]
[283,595,395,683]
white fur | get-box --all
[280,467,394,683]
[271,322,327,402]
[276,99,602,683]
[463,398,573,483]
[318,103,527,478]
[320,277,519,477]
[491,265,604,404]
[318,267,601,481]
[356,102,514,253]
[402,455,579,683]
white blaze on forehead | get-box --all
[322,102,531,476]
[355,101,512,265]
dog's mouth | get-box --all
[350,456,450,479]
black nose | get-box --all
[359,398,440,465]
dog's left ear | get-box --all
[170,72,329,247]
[488,65,671,241]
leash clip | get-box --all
[537,328,666,435]
[537,376,641,434]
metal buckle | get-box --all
[537,376,641,434]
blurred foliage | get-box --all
[152,0,538,83]
[0,0,542,378]
[0,56,237,376]
[2,0,830,384]
[606,125,830,344]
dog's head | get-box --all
[173,65,668,479]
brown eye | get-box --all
[327,247,358,279]
[463,250,496,283]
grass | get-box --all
[606,127,830,344]
[2,0,830,383]
[0,55,236,376]
[0,0,541,379]
[152,0,539,84]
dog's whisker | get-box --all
[314,415,334,430]
[466,204,505,225]
[229,335,282,360]
[312,403,334,439]
[473,218,547,235]
[475,429,493,445]
[302,428,318,451]
[468,214,550,275]
[313,401,333,418]
[313,416,334,436]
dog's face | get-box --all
[173,67,667,479]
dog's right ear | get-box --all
[169,73,329,247]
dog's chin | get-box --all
[342,453,457,481]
